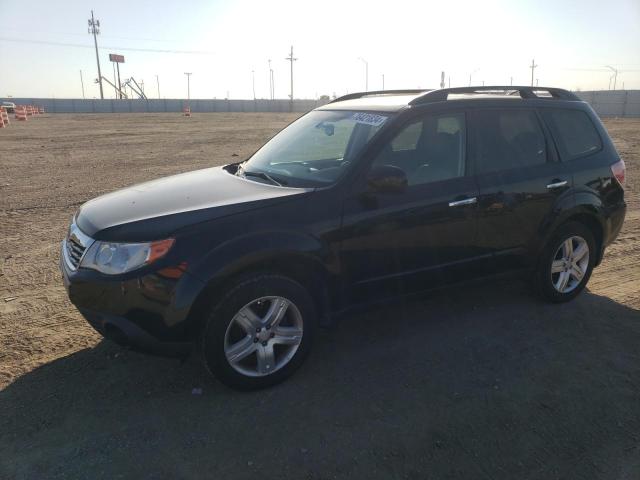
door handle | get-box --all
[546,180,568,189]
[449,197,477,207]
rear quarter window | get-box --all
[543,109,602,160]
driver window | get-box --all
[372,113,466,186]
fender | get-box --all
[185,228,338,305]
[532,186,606,261]
[179,230,338,332]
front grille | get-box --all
[66,236,86,269]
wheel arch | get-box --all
[538,201,605,266]
[183,233,336,338]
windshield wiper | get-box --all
[242,170,286,187]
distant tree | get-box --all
[319,95,330,102]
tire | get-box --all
[534,221,596,303]
[200,274,316,390]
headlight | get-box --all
[81,238,175,274]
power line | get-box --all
[0,36,215,55]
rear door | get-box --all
[470,107,572,269]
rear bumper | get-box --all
[597,200,626,265]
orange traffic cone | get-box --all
[183,106,191,117]
[15,106,27,121]
[0,108,5,128]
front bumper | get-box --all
[79,307,191,357]
[60,243,204,357]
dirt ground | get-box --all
[1,113,639,479]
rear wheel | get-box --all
[535,222,596,303]
[201,274,316,390]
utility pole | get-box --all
[79,70,86,99]
[529,59,538,87]
[382,74,385,90]
[510,76,513,86]
[88,10,104,99]
[184,72,192,105]
[285,46,297,112]
[536,78,539,87]
[358,57,368,91]
[605,65,618,90]
[156,75,160,99]
[440,71,445,89]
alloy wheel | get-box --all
[224,296,303,377]
[550,235,590,294]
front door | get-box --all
[339,111,481,303]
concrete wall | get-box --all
[575,90,640,117]
[4,91,639,117]
[0,98,328,114]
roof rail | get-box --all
[409,86,581,105]
[329,89,429,104]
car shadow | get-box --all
[1,280,640,480]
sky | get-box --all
[0,0,639,99]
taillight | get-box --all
[611,159,625,187]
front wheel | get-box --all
[200,274,316,390]
[535,222,596,303]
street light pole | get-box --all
[252,70,256,100]
[468,68,479,86]
[358,57,368,91]
[156,75,160,99]
[605,65,618,90]
[79,70,86,99]
[184,72,192,105]
[268,59,274,100]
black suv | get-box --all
[61,86,626,389]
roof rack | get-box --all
[328,89,430,104]
[409,86,580,105]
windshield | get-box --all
[238,110,389,187]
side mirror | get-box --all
[367,165,408,193]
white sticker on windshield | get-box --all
[352,112,388,127]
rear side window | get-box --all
[473,109,547,174]
[543,109,602,160]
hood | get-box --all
[76,166,309,241]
